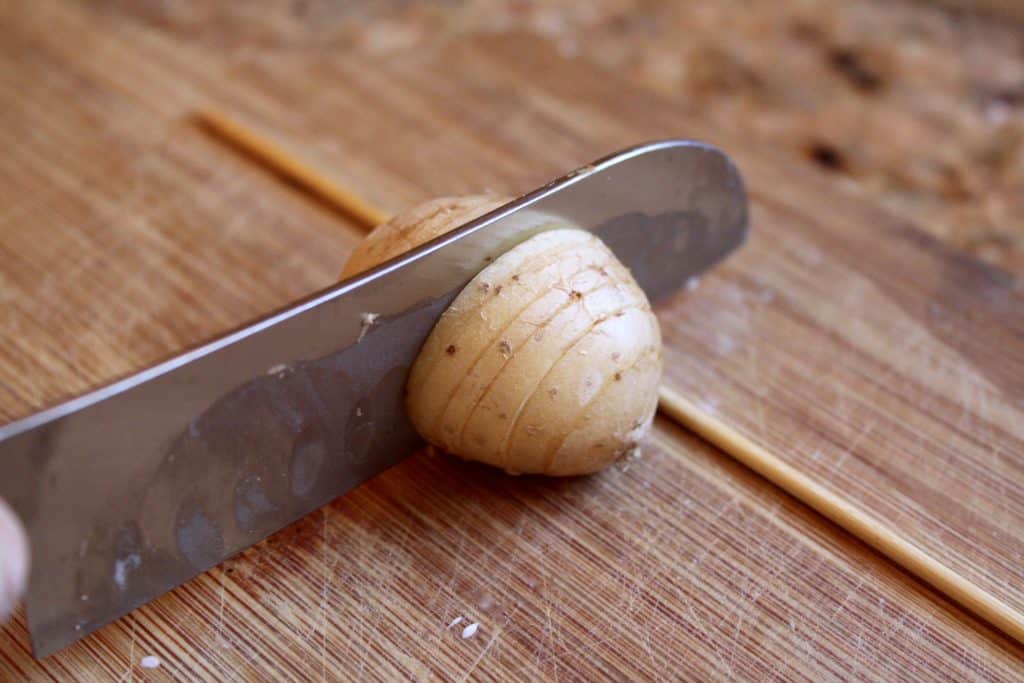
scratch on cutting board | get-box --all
[216,567,228,648]
[459,604,520,681]
[831,422,876,472]
[458,626,498,681]
[829,575,868,621]
[517,624,625,677]
[353,595,370,682]
[322,519,331,682]
[623,516,686,636]
[318,508,341,683]
[727,612,746,672]
[116,615,138,683]
[430,533,468,615]
[539,583,558,678]
[726,536,806,669]
[690,537,722,571]
[635,599,660,667]
[745,338,770,439]
[687,600,732,677]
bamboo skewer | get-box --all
[196,108,1024,647]
[659,386,1024,645]
[199,110,390,228]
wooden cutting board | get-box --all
[1,2,1022,679]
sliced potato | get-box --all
[343,196,662,476]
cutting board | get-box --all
[1,2,1022,679]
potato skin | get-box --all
[341,196,508,278]
[343,197,662,476]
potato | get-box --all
[344,196,662,476]
[342,196,508,278]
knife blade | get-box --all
[0,139,747,657]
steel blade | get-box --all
[0,140,747,657]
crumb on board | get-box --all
[140,655,161,669]
[461,622,480,639]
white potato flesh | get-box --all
[342,197,663,476]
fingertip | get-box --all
[0,498,29,623]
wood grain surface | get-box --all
[0,1,1022,680]
[73,0,1024,273]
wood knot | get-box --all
[827,47,884,93]
[807,142,847,172]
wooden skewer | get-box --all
[197,108,1024,647]
[198,109,391,228]
[658,386,1024,645]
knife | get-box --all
[0,139,747,657]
